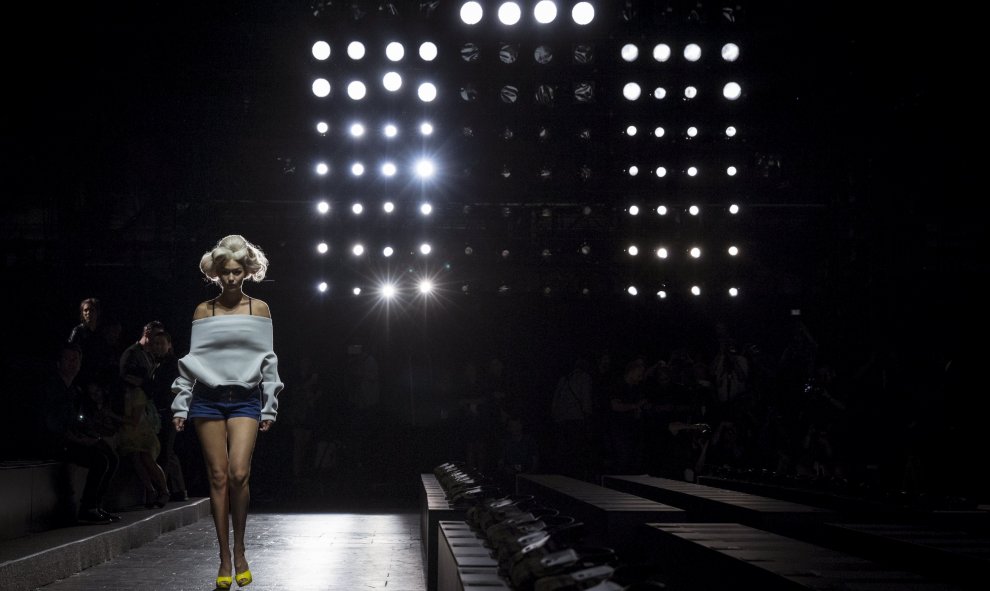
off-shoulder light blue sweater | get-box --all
[171,315,284,422]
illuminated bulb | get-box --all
[626,125,638,136]
[729,204,740,214]
[653,43,671,62]
[420,203,433,215]
[312,78,330,97]
[384,124,398,138]
[690,247,701,258]
[316,162,329,175]
[350,122,365,137]
[623,82,642,100]
[656,205,668,216]
[383,201,395,213]
[352,244,364,256]
[383,246,394,257]
[656,166,667,178]
[347,81,367,100]
[352,287,362,295]
[657,290,667,299]
[729,287,739,297]
[687,166,698,176]
[383,72,402,91]
[726,126,737,137]
[628,245,639,256]
[418,82,437,102]
[691,285,701,296]
[347,41,365,60]
[351,162,364,176]
[629,205,640,216]
[534,1,557,23]
[317,201,330,214]
[381,284,397,298]
[312,41,331,61]
[621,44,639,62]
[498,2,522,25]
[385,41,404,61]
[654,87,667,99]
[654,126,665,138]
[684,43,701,61]
[419,42,438,61]
[628,165,639,176]
[727,166,737,176]
[722,43,740,62]
[351,203,363,215]
[572,2,594,25]
[728,246,739,256]
[460,1,483,25]
[382,162,397,176]
[420,122,434,135]
[655,247,668,258]
[419,280,434,294]
[420,243,432,255]
[318,282,328,292]
[689,205,700,215]
[627,285,638,296]
[723,82,742,100]
[317,242,328,254]
[316,121,328,134]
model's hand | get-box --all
[173,417,186,432]
[259,420,273,432]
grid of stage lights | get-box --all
[306,2,749,301]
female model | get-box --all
[171,234,284,588]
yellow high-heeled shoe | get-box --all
[215,574,233,589]
[235,569,252,587]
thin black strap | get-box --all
[211,299,216,316]
[248,297,253,315]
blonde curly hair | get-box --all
[199,234,269,284]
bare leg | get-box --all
[195,418,232,579]
[226,417,259,575]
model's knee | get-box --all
[208,469,228,489]
[228,467,251,488]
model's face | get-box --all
[218,259,246,290]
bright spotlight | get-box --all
[723,82,742,100]
[727,166,738,176]
[656,290,667,299]
[534,1,557,23]
[312,41,331,61]
[691,285,702,296]
[312,78,330,97]
[352,287,362,295]
[382,162,397,177]
[420,122,434,135]
[383,201,395,213]
[729,287,739,297]
[385,42,404,61]
[347,41,366,60]
[722,43,740,62]
[383,72,402,91]
[460,2,483,25]
[419,42,438,61]
[628,165,639,176]
[415,159,435,178]
[316,121,328,134]
[580,244,591,255]
[621,44,639,62]
[384,124,398,138]
[628,205,640,216]
[684,43,701,61]
[728,246,739,256]
[627,285,638,296]
[684,86,698,99]
[349,122,365,137]
[626,125,638,136]
[498,2,521,25]
[654,126,665,137]
[381,283,397,299]
[726,126,738,137]
[653,43,671,62]
[317,242,328,254]
[690,247,701,258]
[623,82,642,101]
[656,166,667,178]
[352,244,365,256]
[383,246,394,257]
[420,203,433,215]
[419,279,434,294]
[729,204,740,214]
[653,87,667,99]
[628,245,639,256]
[347,81,367,100]
[351,162,365,176]
[315,162,329,175]
[351,203,363,215]
[686,126,698,138]
[656,205,668,216]
[572,2,594,25]
[318,282,328,293]
[655,247,668,258]
[417,82,437,102]
[316,201,330,214]
[689,205,700,216]
[687,166,698,177]
[419,243,432,255]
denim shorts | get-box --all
[188,383,262,421]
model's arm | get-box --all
[254,299,280,431]
[172,303,210,431]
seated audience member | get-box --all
[40,343,120,524]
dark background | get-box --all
[2,1,984,464]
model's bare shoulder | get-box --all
[192,301,212,320]
[253,299,272,318]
